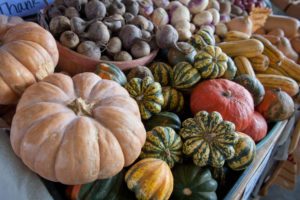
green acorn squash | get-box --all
[189,30,215,51]
[179,110,239,168]
[222,56,237,80]
[172,164,218,200]
[194,45,228,79]
[95,62,127,86]
[124,76,164,120]
[145,111,182,132]
[140,126,183,168]
[149,62,172,86]
[168,42,197,66]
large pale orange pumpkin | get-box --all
[10,72,146,185]
[0,17,58,105]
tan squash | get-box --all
[275,37,298,62]
[224,31,250,42]
[10,73,146,185]
[226,16,252,35]
[0,18,58,105]
[264,15,299,38]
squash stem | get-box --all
[222,90,232,98]
[183,188,192,196]
[161,148,171,158]
[67,97,95,117]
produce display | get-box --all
[1,0,300,199]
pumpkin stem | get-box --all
[203,132,217,143]
[136,95,144,101]
[183,188,192,196]
[161,148,171,158]
[67,97,95,117]
[222,90,232,98]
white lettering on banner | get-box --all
[0,0,53,17]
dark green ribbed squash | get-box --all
[222,56,237,80]
[189,30,215,51]
[227,132,256,171]
[179,110,239,168]
[194,45,228,79]
[95,62,127,86]
[66,170,134,200]
[140,126,183,168]
[171,62,201,90]
[168,42,197,66]
[144,111,181,132]
[149,62,172,86]
[162,86,184,113]
[124,76,164,120]
[172,164,218,200]
[234,74,265,106]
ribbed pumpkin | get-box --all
[149,62,172,86]
[194,45,228,79]
[171,62,201,90]
[234,74,265,106]
[144,111,182,132]
[10,73,146,184]
[256,89,295,122]
[66,169,135,200]
[172,164,218,200]
[95,62,127,86]
[189,30,215,51]
[125,76,164,120]
[140,126,183,168]
[222,56,237,80]
[0,20,58,104]
[190,79,255,131]
[242,111,267,142]
[125,158,173,200]
[179,111,239,168]
[162,86,184,113]
[227,132,256,171]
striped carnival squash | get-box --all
[227,132,256,171]
[149,62,172,86]
[256,89,295,122]
[144,111,182,132]
[66,169,135,200]
[124,77,164,120]
[194,45,228,79]
[172,164,218,200]
[234,74,265,106]
[179,110,239,168]
[162,86,184,113]
[140,126,183,168]
[95,62,127,86]
[171,62,201,90]
[125,158,173,200]
[222,56,237,80]
[189,30,215,51]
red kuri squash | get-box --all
[190,79,254,131]
[242,111,268,142]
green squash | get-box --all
[227,132,256,171]
[189,30,215,51]
[168,42,197,66]
[95,62,127,86]
[172,164,218,200]
[171,62,201,90]
[140,126,183,168]
[144,111,182,132]
[162,86,184,113]
[179,110,239,168]
[124,76,164,120]
[149,62,173,86]
[194,45,228,79]
[67,169,135,200]
[222,57,237,80]
[234,74,265,106]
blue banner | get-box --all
[0,0,53,17]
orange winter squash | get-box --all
[10,73,146,185]
[242,111,268,142]
[190,79,254,131]
[0,18,58,105]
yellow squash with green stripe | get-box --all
[179,110,239,168]
[95,62,127,86]
[227,132,256,171]
[140,126,183,168]
[124,76,164,120]
[125,158,173,200]
[171,62,201,89]
[189,30,215,51]
[162,86,184,113]
[194,45,228,79]
[149,62,172,86]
